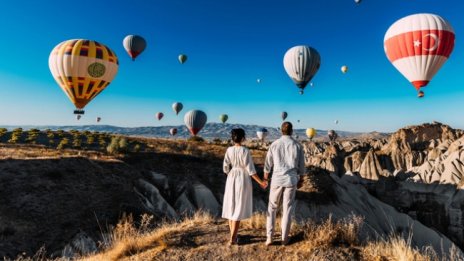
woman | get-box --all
[222,128,268,245]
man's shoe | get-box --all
[281,238,289,246]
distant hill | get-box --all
[0,123,389,141]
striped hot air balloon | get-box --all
[123,35,146,61]
[184,110,207,136]
[49,39,119,115]
[283,45,321,95]
[172,102,183,115]
[384,13,455,98]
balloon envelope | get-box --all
[341,65,348,74]
[384,13,455,96]
[283,45,321,94]
[281,111,288,121]
[172,102,183,115]
[170,128,178,136]
[328,130,338,142]
[123,35,146,61]
[219,114,228,123]
[156,112,164,120]
[178,54,188,64]
[306,128,316,139]
[49,39,119,113]
[256,128,268,141]
[184,110,207,136]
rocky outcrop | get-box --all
[302,122,464,251]
[62,232,97,258]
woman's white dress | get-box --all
[222,146,256,221]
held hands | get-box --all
[260,179,269,190]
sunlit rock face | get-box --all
[302,122,464,249]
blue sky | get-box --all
[0,0,462,132]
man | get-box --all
[264,121,305,246]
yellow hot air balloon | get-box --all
[49,39,119,114]
[306,128,316,140]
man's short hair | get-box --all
[281,122,293,135]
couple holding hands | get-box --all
[222,122,305,246]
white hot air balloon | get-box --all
[256,128,268,141]
[184,110,207,136]
[283,45,321,95]
[341,65,348,74]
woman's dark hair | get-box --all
[231,128,246,143]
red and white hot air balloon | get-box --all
[384,13,455,98]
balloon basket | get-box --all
[74,110,85,115]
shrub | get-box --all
[133,144,141,153]
[107,136,120,155]
[72,137,82,149]
[187,136,204,143]
[0,128,7,140]
[57,138,69,150]
[56,130,65,138]
[86,135,95,146]
[119,138,128,152]
[26,130,39,144]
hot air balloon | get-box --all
[49,39,119,115]
[256,128,268,141]
[328,130,338,142]
[306,128,316,140]
[96,117,101,123]
[156,112,164,121]
[283,45,321,95]
[178,54,188,64]
[123,35,146,61]
[335,120,339,125]
[384,13,455,98]
[354,0,361,4]
[184,110,207,136]
[219,114,228,124]
[281,111,288,121]
[310,82,314,87]
[76,115,81,120]
[172,102,183,115]
[170,128,178,136]
[297,120,300,123]
[341,65,348,74]
[257,78,261,84]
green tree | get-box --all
[0,128,8,140]
[106,136,120,155]
[57,138,69,150]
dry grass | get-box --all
[70,212,461,261]
[81,212,213,261]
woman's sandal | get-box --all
[228,237,240,246]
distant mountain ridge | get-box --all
[0,123,389,140]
